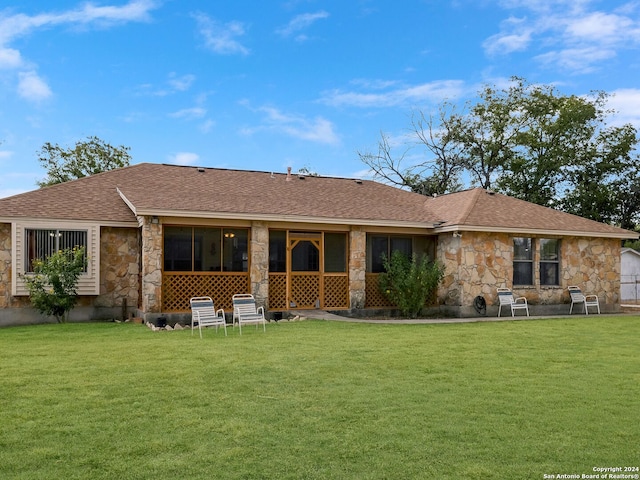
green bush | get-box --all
[379,250,445,318]
[22,247,87,323]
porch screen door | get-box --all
[289,233,321,309]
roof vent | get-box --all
[298,175,305,180]
[355,179,363,184]
[197,167,205,173]
[286,166,292,181]
[487,189,496,195]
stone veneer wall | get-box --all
[250,221,269,308]
[0,223,31,309]
[96,226,140,315]
[141,218,163,316]
[349,227,366,309]
[438,231,621,314]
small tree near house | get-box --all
[22,247,87,323]
[379,250,445,318]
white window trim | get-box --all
[12,221,100,296]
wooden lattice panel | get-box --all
[290,273,320,309]
[162,273,249,312]
[268,273,287,310]
[323,275,349,309]
[365,273,395,308]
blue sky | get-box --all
[1,0,640,198]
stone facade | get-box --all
[349,227,366,309]
[250,221,269,308]
[141,217,163,315]
[438,231,621,314]
[96,226,140,315]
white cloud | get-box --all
[484,1,640,73]
[199,119,216,133]
[535,46,615,73]
[241,104,340,145]
[320,80,467,108]
[17,71,52,101]
[0,150,13,160]
[276,11,329,39]
[606,88,640,128]
[169,107,207,119]
[483,17,534,56]
[168,152,200,166]
[194,13,249,55]
[0,1,159,101]
[168,73,196,92]
[0,47,22,69]
[0,0,157,45]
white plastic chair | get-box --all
[568,286,600,314]
[232,294,266,335]
[497,288,529,317]
[190,296,227,338]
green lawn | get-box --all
[0,316,638,479]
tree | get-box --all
[22,247,87,323]
[378,250,445,318]
[37,136,131,187]
[358,77,640,229]
[449,82,523,190]
[496,82,604,207]
[357,106,465,196]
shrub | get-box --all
[22,247,87,323]
[379,250,445,318]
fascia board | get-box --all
[133,208,436,230]
[435,225,639,240]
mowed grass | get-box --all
[0,316,638,480]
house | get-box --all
[621,248,640,303]
[0,163,636,326]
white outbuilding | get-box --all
[621,248,640,303]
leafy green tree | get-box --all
[22,247,87,323]
[37,136,131,187]
[378,250,445,318]
[559,123,639,224]
[358,77,640,230]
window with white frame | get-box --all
[13,223,98,297]
[24,228,88,272]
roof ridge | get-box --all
[457,188,485,225]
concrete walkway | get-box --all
[288,309,639,324]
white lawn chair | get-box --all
[232,294,266,335]
[190,296,227,338]
[497,288,529,317]
[568,286,600,314]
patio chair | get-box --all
[568,286,600,315]
[497,287,530,317]
[190,296,227,338]
[232,294,266,335]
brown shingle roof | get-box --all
[0,163,440,226]
[426,188,635,238]
[116,164,442,225]
[0,163,636,238]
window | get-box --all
[367,235,415,273]
[163,227,248,272]
[513,237,533,285]
[540,239,560,286]
[25,229,88,272]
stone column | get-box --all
[141,217,162,315]
[349,227,366,310]
[0,223,11,308]
[250,221,269,309]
